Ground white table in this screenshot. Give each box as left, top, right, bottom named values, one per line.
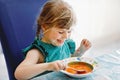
left=32, top=51, right=120, bottom=80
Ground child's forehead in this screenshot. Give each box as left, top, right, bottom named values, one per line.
left=52, top=27, right=73, bottom=31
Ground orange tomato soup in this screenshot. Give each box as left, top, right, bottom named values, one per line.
left=65, top=62, right=93, bottom=74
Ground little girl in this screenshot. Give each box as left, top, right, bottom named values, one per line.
left=14, top=0, right=91, bottom=79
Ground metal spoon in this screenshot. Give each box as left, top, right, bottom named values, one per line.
left=67, top=66, right=86, bottom=74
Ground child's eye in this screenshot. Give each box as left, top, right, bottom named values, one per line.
left=59, top=31, right=64, bottom=34
left=59, top=31, right=71, bottom=34
left=68, top=31, right=71, bottom=33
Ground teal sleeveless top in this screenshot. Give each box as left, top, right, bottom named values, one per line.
left=22, top=38, right=76, bottom=62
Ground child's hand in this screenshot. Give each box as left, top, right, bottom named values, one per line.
left=48, top=60, right=65, bottom=71
left=80, top=39, right=91, bottom=51
left=75, top=39, right=91, bottom=57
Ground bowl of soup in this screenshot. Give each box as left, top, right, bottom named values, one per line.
left=60, top=57, right=98, bottom=78
left=66, top=61, right=93, bottom=74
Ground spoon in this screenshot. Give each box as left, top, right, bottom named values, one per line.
left=66, top=66, right=86, bottom=74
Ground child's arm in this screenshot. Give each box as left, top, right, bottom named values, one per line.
left=72, top=39, right=91, bottom=57
left=14, top=49, right=65, bottom=80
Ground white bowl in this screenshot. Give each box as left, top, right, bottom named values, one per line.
left=60, top=57, right=98, bottom=78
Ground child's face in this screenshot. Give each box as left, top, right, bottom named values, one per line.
left=42, top=27, right=72, bottom=46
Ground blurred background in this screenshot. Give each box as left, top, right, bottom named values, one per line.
left=65, top=0, right=120, bottom=48
left=0, top=0, right=120, bottom=80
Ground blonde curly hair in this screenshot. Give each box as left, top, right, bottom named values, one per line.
left=36, top=0, right=76, bottom=37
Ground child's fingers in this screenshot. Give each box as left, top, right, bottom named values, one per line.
left=86, top=41, right=91, bottom=49
left=52, top=60, right=65, bottom=71
left=81, top=39, right=91, bottom=49
left=56, top=60, right=65, bottom=70
left=81, top=39, right=86, bottom=44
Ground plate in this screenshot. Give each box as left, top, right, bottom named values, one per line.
left=60, top=57, right=98, bottom=78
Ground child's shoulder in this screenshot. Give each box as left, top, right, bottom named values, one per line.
left=66, top=39, right=75, bottom=43
left=33, top=37, right=42, bottom=45
left=65, top=39, right=76, bottom=54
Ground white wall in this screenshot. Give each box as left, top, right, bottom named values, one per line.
left=65, top=0, right=120, bottom=48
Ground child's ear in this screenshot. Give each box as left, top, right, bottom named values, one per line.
left=41, top=24, right=48, bottom=31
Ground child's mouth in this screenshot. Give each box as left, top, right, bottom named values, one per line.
left=57, top=39, right=64, bottom=44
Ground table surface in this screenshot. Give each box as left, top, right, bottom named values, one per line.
left=32, top=50, right=120, bottom=80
